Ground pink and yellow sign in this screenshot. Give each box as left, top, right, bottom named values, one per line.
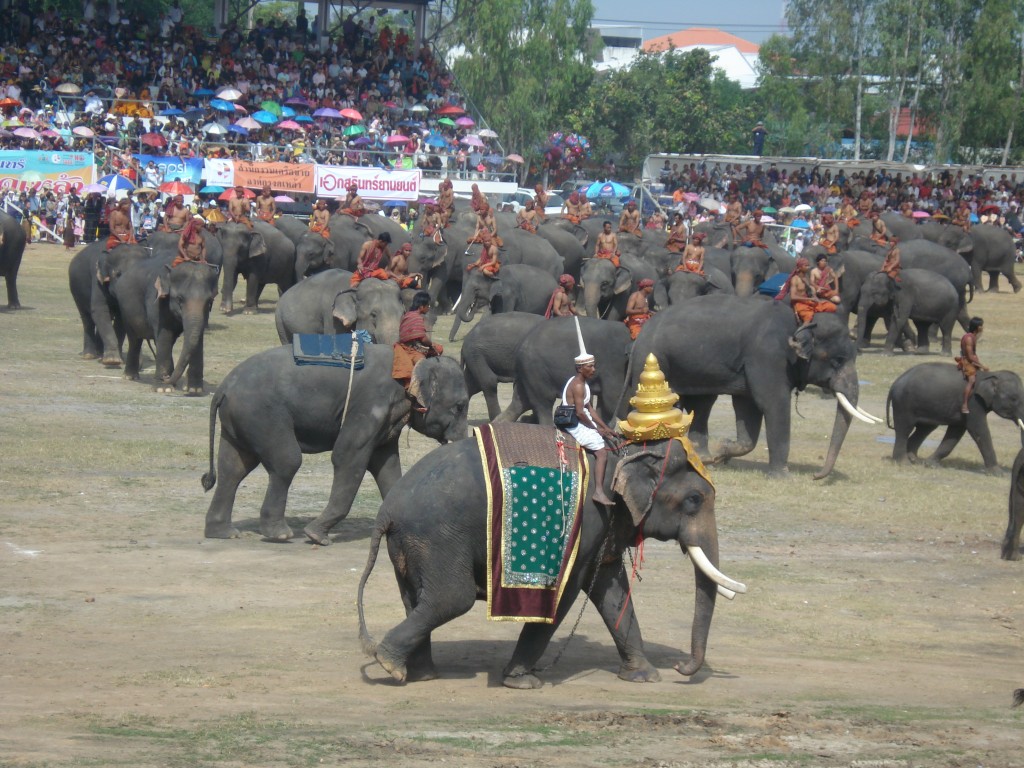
left=0, top=151, right=95, bottom=194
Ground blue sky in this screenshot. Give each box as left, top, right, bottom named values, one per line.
left=589, top=0, right=788, bottom=44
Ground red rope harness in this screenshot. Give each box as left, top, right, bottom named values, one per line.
left=615, top=441, right=673, bottom=629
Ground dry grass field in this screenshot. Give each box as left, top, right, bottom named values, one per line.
left=1, top=241, right=1022, bottom=767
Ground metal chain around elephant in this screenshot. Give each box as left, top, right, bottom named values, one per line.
left=531, top=529, right=614, bottom=674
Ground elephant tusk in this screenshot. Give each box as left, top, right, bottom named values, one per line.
left=717, top=586, right=736, bottom=600
left=451, top=292, right=463, bottom=313
left=836, top=392, right=877, bottom=425
left=1017, top=419, right=1024, bottom=432
left=687, top=546, right=746, bottom=594
left=855, top=405, right=884, bottom=424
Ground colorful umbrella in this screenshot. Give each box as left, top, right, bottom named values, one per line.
left=424, top=135, right=448, bottom=148
left=55, top=82, right=82, bottom=95
left=13, top=127, right=39, bottom=139
left=284, top=97, right=312, bottom=108
left=160, top=108, right=184, bottom=116
left=252, top=111, right=278, bottom=125
left=912, top=210, right=931, bottom=219
left=2, top=118, right=24, bottom=127
left=505, top=153, right=524, bottom=163
left=761, top=205, right=777, bottom=213
left=455, top=116, right=475, bottom=127
left=0, top=97, right=22, bottom=109
left=478, top=129, right=498, bottom=138
left=40, top=129, right=60, bottom=138
left=227, top=124, right=248, bottom=135
left=586, top=180, right=632, bottom=200
left=202, top=123, right=228, bottom=135
left=199, top=185, right=225, bottom=194
left=340, top=108, right=363, bottom=121
left=219, top=188, right=254, bottom=200
left=313, top=107, right=341, bottom=118
left=234, top=104, right=248, bottom=114
left=280, top=106, right=296, bottom=118
left=277, top=120, right=301, bottom=131
left=210, top=99, right=235, bottom=113
left=260, top=100, right=282, bottom=117
left=234, top=117, right=260, bottom=130
left=98, top=174, right=137, bottom=194
left=461, top=135, right=484, bottom=147
left=435, top=105, right=465, bottom=116
left=140, top=132, right=167, bottom=148
left=294, top=115, right=314, bottom=123
left=72, top=126, right=94, bottom=137
left=159, top=181, right=194, bottom=195
left=385, top=134, right=411, bottom=145
left=437, top=117, right=456, bottom=127
left=343, top=124, right=366, bottom=137
left=216, top=88, right=242, bottom=101
left=193, top=88, right=215, bottom=97
left=274, top=195, right=295, bottom=202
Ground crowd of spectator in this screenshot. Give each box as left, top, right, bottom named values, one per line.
left=0, top=0, right=511, bottom=178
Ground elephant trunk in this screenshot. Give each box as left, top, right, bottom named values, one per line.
left=815, top=362, right=859, bottom=480
left=294, top=255, right=311, bottom=283
left=582, top=282, right=603, bottom=318
left=676, top=536, right=718, bottom=676
left=166, top=304, right=205, bottom=386
left=457, top=294, right=479, bottom=323
left=374, top=313, right=401, bottom=347
left=734, top=271, right=754, bottom=297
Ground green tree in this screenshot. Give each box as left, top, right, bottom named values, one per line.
left=445, top=0, right=594, bottom=182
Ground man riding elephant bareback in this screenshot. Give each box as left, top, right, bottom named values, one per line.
left=624, top=278, right=655, bottom=340
left=676, top=232, right=705, bottom=275
left=869, top=210, right=890, bottom=247
left=561, top=191, right=590, bottom=225
left=516, top=199, right=540, bottom=234
left=387, top=242, right=422, bottom=289
left=468, top=202, right=503, bottom=248
left=809, top=253, right=840, bottom=303
left=392, top=290, right=443, bottom=388
left=255, top=185, right=276, bottom=225
left=739, top=208, right=770, bottom=250
left=618, top=200, right=642, bottom=238
left=533, top=184, right=549, bottom=222
left=666, top=212, right=688, bottom=253
left=350, top=232, right=392, bottom=287
left=341, top=184, right=366, bottom=219
left=227, top=187, right=253, bottom=229
left=545, top=274, right=577, bottom=318
left=466, top=231, right=501, bottom=277
left=172, top=217, right=207, bottom=267
left=956, top=316, right=989, bottom=414
left=775, top=257, right=838, bottom=354
left=437, top=178, right=455, bottom=228
left=420, top=203, right=444, bottom=243
left=818, top=212, right=840, bottom=254
left=163, top=194, right=191, bottom=232
left=309, top=199, right=331, bottom=238
left=105, top=197, right=136, bottom=250
left=880, top=237, right=902, bottom=283
left=594, top=220, right=621, bottom=268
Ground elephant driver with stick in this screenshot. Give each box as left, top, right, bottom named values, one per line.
left=560, top=344, right=619, bottom=506
left=391, top=291, right=442, bottom=389
left=776, top=257, right=836, bottom=355
left=466, top=230, right=501, bottom=277
left=956, top=316, right=988, bottom=414
left=350, top=232, right=393, bottom=287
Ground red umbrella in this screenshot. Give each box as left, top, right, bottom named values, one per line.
left=159, top=181, right=194, bottom=195
left=385, top=134, right=411, bottom=145
left=0, top=97, right=21, bottom=109
left=340, top=108, right=362, bottom=121
left=140, top=132, right=168, bottom=148
left=979, top=204, right=1001, bottom=215
left=219, top=188, right=255, bottom=200
left=435, top=104, right=465, bottom=116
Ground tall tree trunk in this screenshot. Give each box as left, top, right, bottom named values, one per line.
left=886, top=17, right=913, bottom=162
left=1002, top=41, right=1024, bottom=166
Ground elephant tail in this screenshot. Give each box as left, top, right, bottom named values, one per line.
left=200, top=390, right=225, bottom=491
left=966, top=280, right=975, bottom=305
left=357, top=520, right=388, bottom=657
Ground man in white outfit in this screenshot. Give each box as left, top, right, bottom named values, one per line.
left=561, top=348, right=617, bottom=506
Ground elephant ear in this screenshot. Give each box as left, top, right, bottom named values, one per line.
left=323, top=237, right=335, bottom=266
left=331, top=289, right=358, bottom=330
left=973, top=372, right=999, bottom=408
left=613, top=268, right=633, bottom=295
left=610, top=449, right=662, bottom=526
left=155, top=264, right=173, bottom=299
left=249, top=231, right=267, bottom=259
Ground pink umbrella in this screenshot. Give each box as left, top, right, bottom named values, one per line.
left=911, top=210, right=930, bottom=219
left=274, top=195, right=295, bottom=202
left=234, top=104, right=248, bottom=114
left=72, top=126, right=94, bottom=137
left=40, top=129, right=60, bottom=138
left=13, top=127, right=39, bottom=139
left=505, top=153, right=524, bottom=163
left=683, top=192, right=701, bottom=202
left=277, top=120, right=301, bottom=131
left=385, top=134, right=411, bottom=145
left=234, top=117, right=261, bottom=130
left=461, top=135, right=484, bottom=147
left=340, top=108, right=362, bottom=121
left=455, top=116, right=475, bottom=127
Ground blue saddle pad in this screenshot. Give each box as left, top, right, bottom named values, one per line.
left=757, top=272, right=788, bottom=297
left=292, top=331, right=372, bottom=369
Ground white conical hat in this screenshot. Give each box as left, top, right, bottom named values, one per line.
left=574, top=317, right=594, bottom=365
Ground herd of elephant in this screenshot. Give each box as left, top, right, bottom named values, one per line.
left=43, top=200, right=1024, bottom=686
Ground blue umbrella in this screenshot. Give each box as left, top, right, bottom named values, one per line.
left=485, top=153, right=503, bottom=165
left=383, top=200, right=407, bottom=208
left=228, top=124, right=249, bottom=135
left=200, top=185, right=225, bottom=194
left=424, top=134, right=447, bottom=148
left=182, top=109, right=205, bottom=121
left=98, top=174, right=136, bottom=195
left=280, top=106, right=296, bottom=118
left=193, top=88, right=214, bottom=97
left=790, top=218, right=810, bottom=229
left=294, top=115, right=314, bottom=123
left=585, top=180, right=630, bottom=200
left=210, top=99, right=236, bottom=113
left=252, top=110, right=278, bottom=125
left=160, top=108, right=184, bottom=116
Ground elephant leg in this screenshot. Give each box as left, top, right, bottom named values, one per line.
left=494, top=382, right=528, bottom=423
left=257, top=442, right=302, bottom=541
left=589, top=560, right=660, bottom=684
left=123, top=336, right=143, bottom=381
left=303, top=442, right=376, bottom=545
left=185, top=333, right=205, bottom=395
left=93, top=290, right=123, bottom=365
left=965, top=420, right=1000, bottom=473
left=368, top=441, right=402, bottom=499
left=758, top=392, right=792, bottom=476
left=1002, top=462, right=1024, bottom=560
left=986, top=270, right=1000, bottom=292
left=926, top=424, right=966, bottom=465
left=712, top=396, right=763, bottom=466
left=914, top=322, right=932, bottom=355
left=4, top=273, right=20, bottom=309
left=904, top=424, right=938, bottom=463
left=1008, top=267, right=1022, bottom=293
left=683, top=395, right=717, bottom=459
left=390, top=567, right=439, bottom=682
left=204, top=437, right=259, bottom=538
left=153, top=329, right=175, bottom=388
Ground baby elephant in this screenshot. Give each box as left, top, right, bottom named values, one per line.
left=887, top=362, right=1024, bottom=473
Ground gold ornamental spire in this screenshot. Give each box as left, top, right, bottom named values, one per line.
left=618, top=354, right=692, bottom=442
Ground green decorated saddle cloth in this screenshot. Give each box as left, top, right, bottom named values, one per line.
left=474, top=422, right=589, bottom=623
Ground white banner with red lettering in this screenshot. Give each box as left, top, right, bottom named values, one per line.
left=315, top=165, right=421, bottom=201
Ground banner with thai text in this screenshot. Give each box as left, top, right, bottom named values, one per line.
left=0, top=151, right=95, bottom=194
left=133, top=154, right=204, bottom=186
left=231, top=161, right=315, bottom=194
left=315, top=165, right=421, bottom=201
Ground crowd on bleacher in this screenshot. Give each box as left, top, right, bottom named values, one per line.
left=0, top=0, right=509, bottom=176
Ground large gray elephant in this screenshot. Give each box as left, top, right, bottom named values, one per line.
left=493, top=212, right=585, bottom=279
left=860, top=213, right=973, bottom=257
left=324, top=214, right=411, bottom=272
left=855, top=269, right=959, bottom=355
left=461, top=312, right=545, bottom=420
left=886, top=363, right=1024, bottom=473
left=450, top=264, right=557, bottom=341
left=579, top=254, right=658, bottom=320
left=653, top=267, right=734, bottom=308
left=500, top=316, right=633, bottom=425
left=357, top=422, right=746, bottom=687
left=274, top=270, right=406, bottom=345
left=1002, top=448, right=1024, bottom=560
left=202, top=346, right=468, bottom=544
left=0, top=210, right=26, bottom=309
left=631, top=296, right=879, bottom=478
left=215, top=220, right=296, bottom=314
left=96, top=247, right=220, bottom=392
left=268, top=214, right=336, bottom=282
left=965, top=224, right=1022, bottom=292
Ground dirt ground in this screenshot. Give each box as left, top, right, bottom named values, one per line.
left=1, top=242, right=1022, bottom=768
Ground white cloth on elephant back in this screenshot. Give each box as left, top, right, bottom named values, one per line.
left=561, top=377, right=603, bottom=451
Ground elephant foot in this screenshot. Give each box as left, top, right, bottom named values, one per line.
left=80, top=352, right=99, bottom=360
left=405, top=663, right=439, bottom=683
left=205, top=523, right=241, bottom=539
left=303, top=524, right=331, bottom=546
left=219, top=305, right=232, bottom=314
left=101, top=354, right=123, bottom=367
left=502, top=672, right=543, bottom=690
left=261, top=521, right=294, bottom=541
left=984, top=465, right=1008, bottom=478
left=617, top=660, right=661, bottom=683
left=1013, top=282, right=1022, bottom=294
left=374, top=647, right=407, bottom=683
left=6, top=303, right=21, bottom=310
left=675, top=656, right=705, bottom=676
left=123, top=371, right=140, bottom=381
left=185, top=386, right=205, bottom=396
left=242, top=307, right=258, bottom=315
left=765, top=466, right=790, bottom=479
left=155, top=381, right=177, bottom=394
